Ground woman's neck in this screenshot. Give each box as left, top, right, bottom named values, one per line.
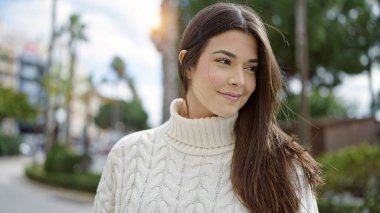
left=179, top=99, right=217, bottom=119
left=162, top=98, right=237, bottom=155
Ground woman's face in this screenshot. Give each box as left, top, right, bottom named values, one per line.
left=181, top=30, right=258, bottom=118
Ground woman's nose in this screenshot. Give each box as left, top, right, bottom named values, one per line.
left=228, top=68, right=245, bottom=86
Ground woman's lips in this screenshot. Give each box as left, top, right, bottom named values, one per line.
left=218, top=91, right=241, bottom=102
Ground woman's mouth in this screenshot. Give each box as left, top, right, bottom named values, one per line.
left=218, top=91, right=241, bottom=102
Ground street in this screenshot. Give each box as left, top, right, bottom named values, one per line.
left=0, top=156, right=94, bottom=213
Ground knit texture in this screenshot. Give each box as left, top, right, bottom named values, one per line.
left=94, top=99, right=318, bottom=213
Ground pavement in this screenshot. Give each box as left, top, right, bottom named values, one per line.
left=0, top=155, right=95, bottom=213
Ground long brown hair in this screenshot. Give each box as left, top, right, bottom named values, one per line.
left=178, top=3, right=322, bottom=213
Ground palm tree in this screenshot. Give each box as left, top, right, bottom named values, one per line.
left=295, top=0, right=311, bottom=146
left=61, top=13, right=88, bottom=145
left=44, top=0, right=58, bottom=153
left=151, top=0, right=179, bottom=123
left=111, top=56, right=140, bottom=102
left=79, top=75, right=94, bottom=156
left=110, top=56, right=142, bottom=131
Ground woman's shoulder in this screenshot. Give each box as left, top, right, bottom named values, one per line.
left=108, top=127, right=161, bottom=158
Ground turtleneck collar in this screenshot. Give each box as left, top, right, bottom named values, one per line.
left=161, top=99, right=238, bottom=155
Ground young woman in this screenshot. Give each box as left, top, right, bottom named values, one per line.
left=94, top=3, right=322, bottom=213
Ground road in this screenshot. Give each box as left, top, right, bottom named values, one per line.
left=0, top=156, right=94, bottom=213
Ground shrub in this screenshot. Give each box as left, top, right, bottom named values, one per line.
left=317, top=144, right=380, bottom=212
left=318, top=198, right=361, bottom=213
left=0, top=132, right=21, bottom=156
left=318, top=144, right=380, bottom=196
left=25, top=165, right=100, bottom=193
left=44, top=143, right=91, bottom=174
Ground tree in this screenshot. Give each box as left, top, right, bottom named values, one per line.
left=42, top=63, right=65, bottom=149
left=96, top=56, right=149, bottom=132
left=111, top=56, right=140, bottom=102
left=59, top=13, right=88, bottom=145
left=110, top=56, right=143, bottom=131
left=78, top=75, right=95, bottom=156
left=0, top=86, right=36, bottom=123
left=180, top=0, right=380, bottom=118
left=44, top=0, right=58, bottom=153
left=180, top=0, right=379, bottom=82
left=94, top=100, right=149, bottom=132
left=278, top=89, right=352, bottom=121
left=295, top=0, right=311, bottom=145
left=151, top=0, right=180, bottom=123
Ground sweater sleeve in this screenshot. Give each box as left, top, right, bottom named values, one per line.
left=293, top=162, right=319, bottom=213
left=93, top=146, right=121, bottom=213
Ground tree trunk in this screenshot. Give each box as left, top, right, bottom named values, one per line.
left=295, top=0, right=311, bottom=146
left=83, top=104, right=90, bottom=156
left=151, top=0, right=179, bottom=123
left=367, top=62, right=376, bottom=117
left=64, top=46, right=76, bottom=145
left=126, top=77, right=140, bottom=103
left=44, top=0, right=58, bottom=153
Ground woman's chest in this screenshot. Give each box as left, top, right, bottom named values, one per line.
left=115, top=145, right=247, bottom=213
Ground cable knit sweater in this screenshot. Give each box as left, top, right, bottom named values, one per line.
left=94, top=99, right=318, bottom=213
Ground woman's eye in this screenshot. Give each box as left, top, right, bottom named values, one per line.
left=246, top=66, right=257, bottom=73
left=216, top=58, right=231, bottom=65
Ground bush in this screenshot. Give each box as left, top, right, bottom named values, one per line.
left=44, top=143, right=91, bottom=174
left=318, top=144, right=380, bottom=212
left=25, top=165, right=100, bottom=193
left=0, top=132, right=21, bottom=156
left=318, top=198, right=361, bottom=213
left=318, top=144, right=380, bottom=196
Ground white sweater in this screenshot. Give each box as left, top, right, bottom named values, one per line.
left=94, top=99, right=318, bottom=213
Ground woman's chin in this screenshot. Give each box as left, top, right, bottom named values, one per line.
left=215, top=110, right=238, bottom=118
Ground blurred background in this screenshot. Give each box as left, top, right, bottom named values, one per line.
left=0, top=0, right=379, bottom=212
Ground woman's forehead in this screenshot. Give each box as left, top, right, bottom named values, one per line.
left=203, top=30, right=258, bottom=58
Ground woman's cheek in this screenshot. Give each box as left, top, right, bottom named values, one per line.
left=246, top=75, right=257, bottom=94
left=206, top=67, right=228, bottom=86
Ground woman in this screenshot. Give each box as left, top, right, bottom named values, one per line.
left=94, top=2, right=322, bottom=213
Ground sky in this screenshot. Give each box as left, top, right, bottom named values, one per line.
left=0, top=0, right=163, bottom=126
left=0, top=0, right=379, bottom=125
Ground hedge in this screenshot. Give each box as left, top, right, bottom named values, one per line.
left=0, top=132, right=21, bottom=156
left=317, top=144, right=380, bottom=212
left=44, top=143, right=91, bottom=174
left=25, top=165, right=101, bottom=193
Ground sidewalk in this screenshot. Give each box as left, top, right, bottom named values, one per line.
left=0, top=155, right=94, bottom=213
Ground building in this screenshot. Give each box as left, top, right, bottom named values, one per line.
left=17, top=54, right=47, bottom=133
left=0, top=21, right=48, bottom=138
left=0, top=47, right=18, bottom=89
left=282, top=118, right=380, bottom=156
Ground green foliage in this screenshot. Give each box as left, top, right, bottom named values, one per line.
left=59, top=13, right=88, bottom=45
left=0, top=131, right=22, bottom=156
left=94, top=102, right=113, bottom=129
left=278, top=89, right=351, bottom=121
left=318, top=145, right=380, bottom=196
left=44, top=143, right=91, bottom=174
left=180, top=0, right=380, bottom=87
left=111, top=56, right=126, bottom=78
left=110, top=55, right=140, bottom=102
left=121, top=100, right=149, bottom=130
left=25, top=165, right=100, bottom=193
left=317, top=145, right=380, bottom=211
left=41, top=64, right=64, bottom=98
left=318, top=199, right=361, bottom=213
left=94, top=100, right=149, bottom=131
left=0, top=86, right=36, bottom=122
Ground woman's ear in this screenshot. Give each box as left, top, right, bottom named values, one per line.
left=178, top=50, right=187, bottom=65
left=179, top=49, right=193, bottom=79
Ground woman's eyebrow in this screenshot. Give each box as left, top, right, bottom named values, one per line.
left=212, top=50, right=237, bottom=58
left=248, top=58, right=259, bottom=63
left=212, top=49, right=258, bottom=63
